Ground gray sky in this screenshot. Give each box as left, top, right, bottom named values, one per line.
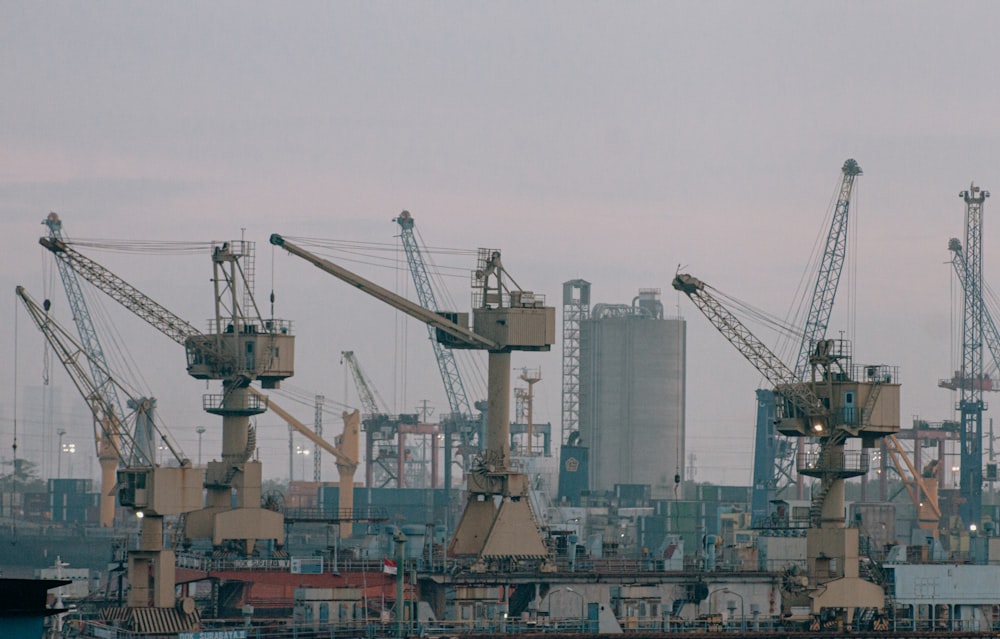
left=3, top=1, right=999, bottom=485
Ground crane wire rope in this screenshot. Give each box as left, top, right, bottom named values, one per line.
left=10, top=292, right=20, bottom=544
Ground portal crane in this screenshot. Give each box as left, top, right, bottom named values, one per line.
left=674, top=272, right=898, bottom=620
left=17, top=285, right=204, bottom=620
left=248, top=387, right=360, bottom=537
left=272, top=234, right=554, bottom=564
left=40, top=236, right=295, bottom=554
left=752, top=160, right=862, bottom=524
left=394, top=211, right=483, bottom=495
left=43, top=213, right=154, bottom=527
left=340, top=350, right=439, bottom=489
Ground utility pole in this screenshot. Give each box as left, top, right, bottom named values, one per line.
left=196, top=426, right=206, bottom=466
left=57, top=428, right=66, bottom=478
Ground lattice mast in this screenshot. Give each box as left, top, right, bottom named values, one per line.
left=561, top=279, right=591, bottom=443
left=957, top=184, right=989, bottom=526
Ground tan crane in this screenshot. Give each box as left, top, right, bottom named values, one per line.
left=17, top=285, right=204, bottom=629
left=40, top=236, right=295, bottom=555
left=248, top=387, right=361, bottom=537
left=674, top=272, right=900, bottom=625
left=271, top=234, right=555, bottom=567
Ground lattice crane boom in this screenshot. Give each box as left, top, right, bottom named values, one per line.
left=340, top=350, right=387, bottom=417
left=948, top=238, right=1000, bottom=383
left=40, top=237, right=202, bottom=345
left=794, top=159, right=862, bottom=379
left=42, top=214, right=139, bottom=459
left=16, top=286, right=185, bottom=466
left=394, top=211, right=474, bottom=419
left=673, top=273, right=830, bottom=432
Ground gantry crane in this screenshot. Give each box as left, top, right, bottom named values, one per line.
left=43, top=213, right=154, bottom=527
left=340, top=350, right=439, bottom=489
left=248, top=387, right=360, bottom=537
left=40, top=236, right=295, bottom=555
left=17, top=286, right=204, bottom=623
left=271, top=234, right=554, bottom=565
left=394, top=211, right=482, bottom=493
left=944, top=185, right=990, bottom=527
left=752, top=160, right=862, bottom=524
left=674, top=272, right=898, bottom=620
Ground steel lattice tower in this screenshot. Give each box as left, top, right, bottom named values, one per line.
left=959, top=184, right=989, bottom=526
left=561, top=280, right=591, bottom=443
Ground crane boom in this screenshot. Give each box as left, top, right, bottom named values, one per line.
left=42, top=213, right=143, bottom=462
left=270, top=234, right=498, bottom=350
left=15, top=286, right=186, bottom=466
left=673, top=273, right=829, bottom=432
left=394, top=211, right=474, bottom=418
left=948, top=238, right=1000, bottom=382
left=248, top=388, right=356, bottom=469
left=40, top=237, right=202, bottom=345
left=38, top=236, right=240, bottom=376
left=340, top=351, right=387, bottom=416
left=794, top=159, right=862, bottom=379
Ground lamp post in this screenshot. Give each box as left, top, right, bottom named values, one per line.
left=56, top=429, right=66, bottom=478
left=295, top=446, right=310, bottom=481
left=196, top=426, right=206, bottom=466
left=62, top=442, right=76, bottom=478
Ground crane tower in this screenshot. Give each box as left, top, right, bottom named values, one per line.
left=752, top=159, right=862, bottom=522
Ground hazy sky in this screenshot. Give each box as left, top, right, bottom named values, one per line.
left=3, top=1, right=1000, bottom=486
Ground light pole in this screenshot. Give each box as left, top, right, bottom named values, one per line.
left=62, top=442, right=76, bottom=478
left=196, top=427, right=206, bottom=466
left=56, top=429, right=66, bottom=478
left=295, top=446, right=310, bottom=481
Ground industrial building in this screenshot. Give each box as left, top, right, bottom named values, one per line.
left=576, top=288, right=686, bottom=500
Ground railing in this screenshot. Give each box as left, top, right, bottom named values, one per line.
left=798, top=449, right=869, bottom=474
left=80, top=615, right=803, bottom=638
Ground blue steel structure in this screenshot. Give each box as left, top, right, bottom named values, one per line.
left=751, top=160, right=862, bottom=525
left=394, top=211, right=481, bottom=493
left=955, top=186, right=989, bottom=526
left=43, top=213, right=155, bottom=467
left=946, top=238, right=1000, bottom=385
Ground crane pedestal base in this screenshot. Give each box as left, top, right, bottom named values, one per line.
left=448, top=471, right=547, bottom=560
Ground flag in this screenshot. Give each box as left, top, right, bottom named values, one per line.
left=382, top=558, right=397, bottom=575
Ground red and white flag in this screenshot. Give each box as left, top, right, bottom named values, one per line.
left=382, top=558, right=397, bottom=575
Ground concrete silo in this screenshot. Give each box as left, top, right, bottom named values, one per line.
left=579, top=289, right=685, bottom=500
